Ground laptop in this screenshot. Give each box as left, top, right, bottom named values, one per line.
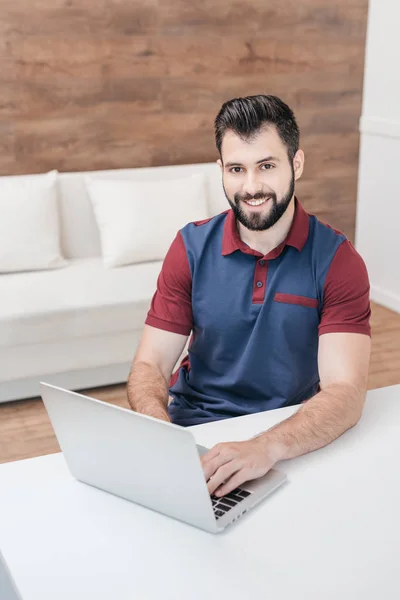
left=0, top=550, right=23, bottom=600
left=40, top=382, right=287, bottom=534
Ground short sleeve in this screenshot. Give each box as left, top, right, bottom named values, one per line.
left=145, top=232, right=193, bottom=336
left=319, top=240, right=371, bottom=337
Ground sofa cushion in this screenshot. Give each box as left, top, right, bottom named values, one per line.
left=85, top=173, right=209, bottom=268
left=0, top=170, right=66, bottom=273
left=0, top=258, right=162, bottom=347
left=57, top=163, right=227, bottom=260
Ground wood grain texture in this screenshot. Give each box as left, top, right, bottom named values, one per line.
left=1, top=302, right=399, bottom=465
left=0, top=0, right=377, bottom=464
left=0, top=0, right=368, bottom=240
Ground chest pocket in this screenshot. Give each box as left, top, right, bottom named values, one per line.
left=270, top=288, right=320, bottom=364
left=274, top=292, right=318, bottom=309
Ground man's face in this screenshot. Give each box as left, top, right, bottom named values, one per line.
left=218, top=126, right=303, bottom=231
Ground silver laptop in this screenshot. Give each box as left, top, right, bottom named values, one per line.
left=0, top=550, right=23, bottom=600
left=40, top=382, right=287, bottom=534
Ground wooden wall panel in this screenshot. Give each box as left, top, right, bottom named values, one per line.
left=0, top=0, right=368, bottom=239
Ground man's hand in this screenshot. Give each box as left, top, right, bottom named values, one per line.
left=200, top=437, right=284, bottom=497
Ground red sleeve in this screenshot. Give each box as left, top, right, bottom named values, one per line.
left=145, top=232, right=193, bottom=336
left=318, top=240, right=371, bottom=337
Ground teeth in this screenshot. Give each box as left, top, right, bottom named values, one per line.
left=245, top=198, right=266, bottom=206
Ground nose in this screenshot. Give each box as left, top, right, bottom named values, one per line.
left=242, top=172, right=262, bottom=197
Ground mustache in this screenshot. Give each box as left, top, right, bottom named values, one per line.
left=234, top=191, right=276, bottom=203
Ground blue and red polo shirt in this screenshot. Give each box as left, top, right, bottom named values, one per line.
left=145, top=198, right=371, bottom=427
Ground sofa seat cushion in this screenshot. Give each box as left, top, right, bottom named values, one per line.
left=0, top=258, right=162, bottom=347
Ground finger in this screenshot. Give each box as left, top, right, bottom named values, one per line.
left=202, top=453, right=232, bottom=482
left=207, top=461, right=240, bottom=496
left=200, top=443, right=223, bottom=467
left=214, top=469, right=249, bottom=497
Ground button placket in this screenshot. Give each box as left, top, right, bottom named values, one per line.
left=252, top=259, right=268, bottom=304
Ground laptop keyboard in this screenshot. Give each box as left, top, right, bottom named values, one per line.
left=211, top=487, right=252, bottom=520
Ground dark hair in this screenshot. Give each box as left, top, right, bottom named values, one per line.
left=214, top=94, right=299, bottom=161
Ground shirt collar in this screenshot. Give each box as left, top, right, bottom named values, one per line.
left=221, top=197, right=310, bottom=259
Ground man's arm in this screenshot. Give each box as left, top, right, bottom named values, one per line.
left=260, top=331, right=371, bottom=456
left=127, top=325, right=188, bottom=422
left=128, top=230, right=193, bottom=421
left=202, top=332, right=371, bottom=496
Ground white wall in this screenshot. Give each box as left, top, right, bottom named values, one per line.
left=356, top=0, right=400, bottom=313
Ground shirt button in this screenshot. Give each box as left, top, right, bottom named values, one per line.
left=256, top=281, right=263, bottom=288
left=259, top=260, right=266, bottom=266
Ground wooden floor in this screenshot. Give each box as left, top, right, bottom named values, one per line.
left=1, top=301, right=399, bottom=465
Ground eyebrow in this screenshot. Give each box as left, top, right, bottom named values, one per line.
left=224, top=156, right=280, bottom=168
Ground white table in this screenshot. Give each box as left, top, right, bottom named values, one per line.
left=0, top=385, right=399, bottom=600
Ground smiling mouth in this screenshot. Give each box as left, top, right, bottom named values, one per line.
left=243, top=197, right=270, bottom=207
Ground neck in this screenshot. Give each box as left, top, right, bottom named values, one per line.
left=237, top=197, right=296, bottom=256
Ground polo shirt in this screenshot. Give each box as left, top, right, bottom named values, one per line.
left=145, top=198, right=371, bottom=427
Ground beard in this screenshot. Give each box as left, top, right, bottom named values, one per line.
left=223, top=166, right=295, bottom=232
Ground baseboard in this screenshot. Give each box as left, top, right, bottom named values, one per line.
left=371, top=285, right=400, bottom=314
left=0, top=363, right=132, bottom=403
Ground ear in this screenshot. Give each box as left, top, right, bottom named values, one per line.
left=217, top=158, right=223, bottom=172
left=293, top=150, right=305, bottom=181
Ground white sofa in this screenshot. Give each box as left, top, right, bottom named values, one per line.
left=0, top=162, right=227, bottom=403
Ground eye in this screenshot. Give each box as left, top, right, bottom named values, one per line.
left=261, top=163, right=274, bottom=170
left=229, top=167, right=243, bottom=174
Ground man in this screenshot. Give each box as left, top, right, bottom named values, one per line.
left=127, top=95, right=371, bottom=498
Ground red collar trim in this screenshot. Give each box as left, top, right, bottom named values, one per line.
left=221, top=198, right=309, bottom=258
